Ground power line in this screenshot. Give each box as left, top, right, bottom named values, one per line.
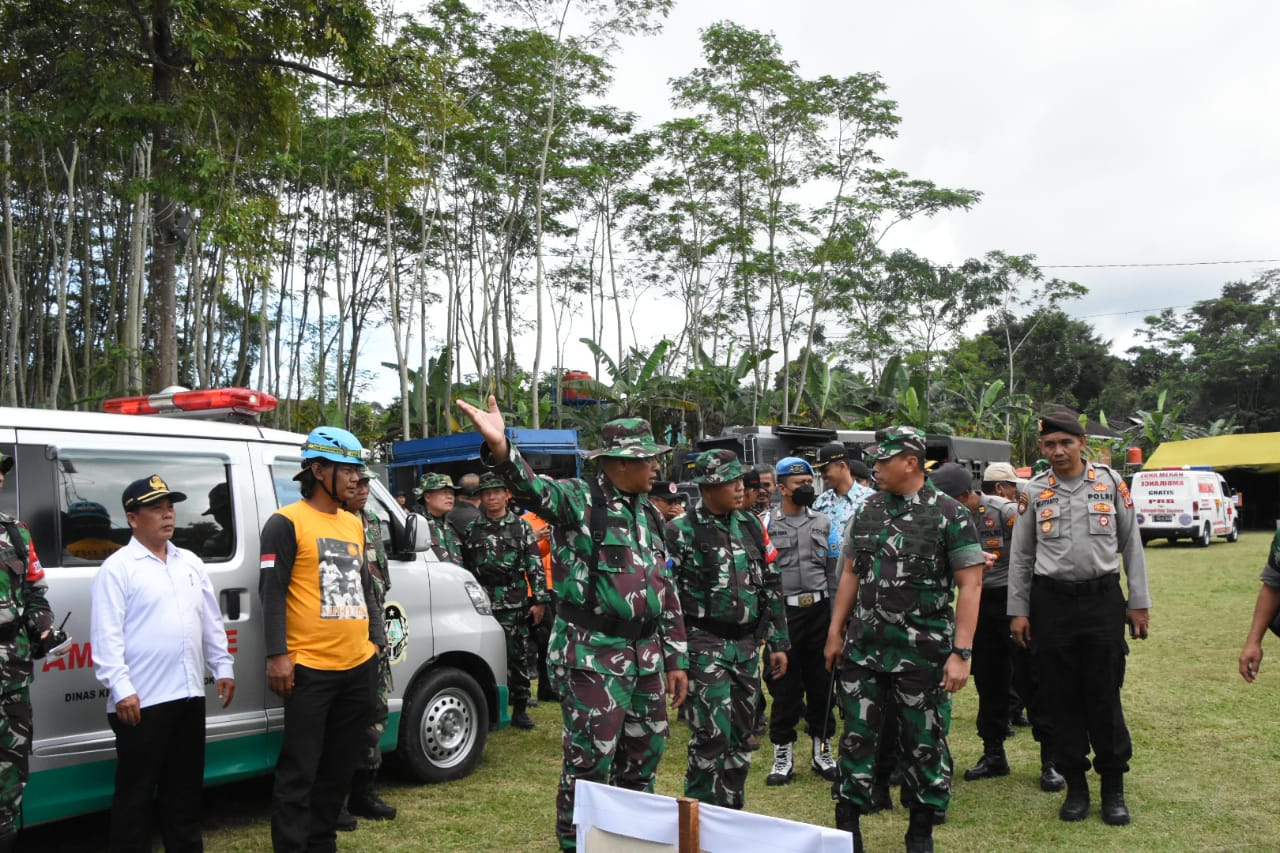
left=1041, top=258, right=1280, bottom=269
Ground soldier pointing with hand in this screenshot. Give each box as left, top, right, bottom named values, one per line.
left=456, top=396, right=687, bottom=853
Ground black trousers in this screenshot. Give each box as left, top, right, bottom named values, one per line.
left=272, top=656, right=377, bottom=853
left=1030, top=578, right=1132, bottom=777
left=107, top=696, right=206, bottom=853
left=766, top=600, right=836, bottom=743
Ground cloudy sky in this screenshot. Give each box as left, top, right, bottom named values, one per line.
left=383, top=1, right=1279, bottom=399
left=602, top=0, right=1280, bottom=351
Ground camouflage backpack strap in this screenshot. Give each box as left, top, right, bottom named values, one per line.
left=1, top=519, right=26, bottom=577
left=686, top=504, right=722, bottom=576
left=584, top=476, right=611, bottom=611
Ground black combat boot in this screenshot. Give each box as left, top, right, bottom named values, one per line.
left=963, top=742, right=1010, bottom=781
left=511, top=700, right=536, bottom=730
left=1100, top=774, right=1131, bottom=825
left=348, top=768, right=397, bottom=820
left=1059, top=773, right=1090, bottom=822
left=835, top=800, right=864, bottom=853
left=904, top=808, right=935, bottom=853
left=1039, top=743, right=1065, bottom=792
left=335, top=805, right=358, bottom=832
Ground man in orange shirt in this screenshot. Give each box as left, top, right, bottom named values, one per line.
left=259, top=427, right=385, bottom=852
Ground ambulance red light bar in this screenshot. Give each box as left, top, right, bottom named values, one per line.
left=103, top=387, right=278, bottom=419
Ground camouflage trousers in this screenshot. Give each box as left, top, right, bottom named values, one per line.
left=834, top=662, right=952, bottom=812
left=361, top=648, right=394, bottom=770
left=0, top=693, right=32, bottom=833
left=683, top=643, right=759, bottom=808
left=496, top=609, right=535, bottom=705
left=551, top=666, right=668, bottom=852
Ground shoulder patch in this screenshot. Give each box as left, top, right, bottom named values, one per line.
left=1117, top=480, right=1133, bottom=508
left=1017, top=493, right=1029, bottom=515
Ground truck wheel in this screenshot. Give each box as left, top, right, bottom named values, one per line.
left=1227, top=521, right=1240, bottom=543
left=1197, top=523, right=1212, bottom=548
left=399, top=667, right=488, bottom=783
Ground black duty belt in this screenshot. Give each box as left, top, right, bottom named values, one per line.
left=1032, top=573, right=1120, bottom=596
left=558, top=602, right=658, bottom=642
left=684, top=614, right=756, bottom=641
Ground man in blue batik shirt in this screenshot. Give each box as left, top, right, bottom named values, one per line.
left=813, top=443, right=874, bottom=581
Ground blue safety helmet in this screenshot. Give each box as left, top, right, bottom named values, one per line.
left=300, top=426, right=366, bottom=466
left=775, top=456, right=814, bottom=478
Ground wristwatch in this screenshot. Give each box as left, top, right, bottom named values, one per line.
left=951, top=647, right=973, bottom=661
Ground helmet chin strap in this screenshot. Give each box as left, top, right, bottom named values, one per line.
left=312, top=461, right=348, bottom=510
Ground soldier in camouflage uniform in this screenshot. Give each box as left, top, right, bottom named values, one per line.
left=345, top=465, right=397, bottom=822
left=0, top=454, right=55, bottom=852
left=824, top=428, right=984, bottom=853
left=415, top=472, right=464, bottom=564
left=666, top=449, right=789, bottom=808
left=463, top=471, right=549, bottom=730
left=456, top=396, right=687, bottom=853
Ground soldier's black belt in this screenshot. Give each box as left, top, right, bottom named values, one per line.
left=1032, top=573, right=1120, bottom=596
left=559, top=602, right=658, bottom=642
left=684, top=615, right=756, bottom=641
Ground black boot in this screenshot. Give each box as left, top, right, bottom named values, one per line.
left=1059, top=773, right=1090, bottom=822
left=905, top=808, right=935, bottom=853
left=348, top=768, right=397, bottom=820
left=1100, top=774, right=1131, bottom=825
left=1039, top=743, right=1065, bottom=792
left=335, top=806, right=358, bottom=832
left=835, top=800, right=864, bottom=853
left=963, top=742, right=1010, bottom=781
left=511, top=700, right=536, bottom=730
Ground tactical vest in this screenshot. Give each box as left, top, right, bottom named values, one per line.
left=464, top=516, right=524, bottom=586
left=683, top=505, right=765, bottom=577
left=849, top=497, right=949, bottom=598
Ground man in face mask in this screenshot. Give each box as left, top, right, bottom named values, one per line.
left=762, top=456, right=837, bottom=786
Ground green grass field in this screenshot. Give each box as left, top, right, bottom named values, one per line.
left=25, top=531, right=1279, bottom=851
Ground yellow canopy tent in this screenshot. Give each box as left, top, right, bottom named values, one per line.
left=1144, top=433, right=1280, bottom=475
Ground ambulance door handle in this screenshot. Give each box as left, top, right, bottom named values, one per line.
left=221, top=587, right=247, bottom=621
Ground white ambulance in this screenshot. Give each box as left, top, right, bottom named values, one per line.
left=0, top=388, right=508, bottom=826
left=1131, top=466, right=1239, bottom=546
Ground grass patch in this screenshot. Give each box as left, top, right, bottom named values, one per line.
left=24, top=532, right=1277, bottom=851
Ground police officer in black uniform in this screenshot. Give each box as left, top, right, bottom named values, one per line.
left=1007, top=408, right=1150, bottom=826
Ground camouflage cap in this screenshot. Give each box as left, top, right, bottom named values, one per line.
left=928, top=462, right=973, bottom=499
left=864, top=426, right=927, bottom=461
left=414, top=472, right=457, bottom=496
left=585, top=418, right=672, bottom=460
left=476, top=471, right=507, bottom=492
left=693, top=449, right=745, bottom=485
left=356, top=463, right=379, bottom=482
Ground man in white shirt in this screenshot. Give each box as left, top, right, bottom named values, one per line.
left=90, top=475, right=235, bottom=852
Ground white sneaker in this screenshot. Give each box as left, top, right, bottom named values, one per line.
left=812, top=737, right=838, bottom=781
left=766, top=742, right=794, bottom=786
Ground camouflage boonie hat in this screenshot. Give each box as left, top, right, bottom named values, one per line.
left=585, top=418, right=672, bottom=459
left=476, top=471, right=507, bottom=492
left=693, top=449, right=745, bottom=485
left=414, top=472, right=457, bottom=496
left=356, top=463, right=379, bottom=481
left=864, top=425, right=927, bottom=461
